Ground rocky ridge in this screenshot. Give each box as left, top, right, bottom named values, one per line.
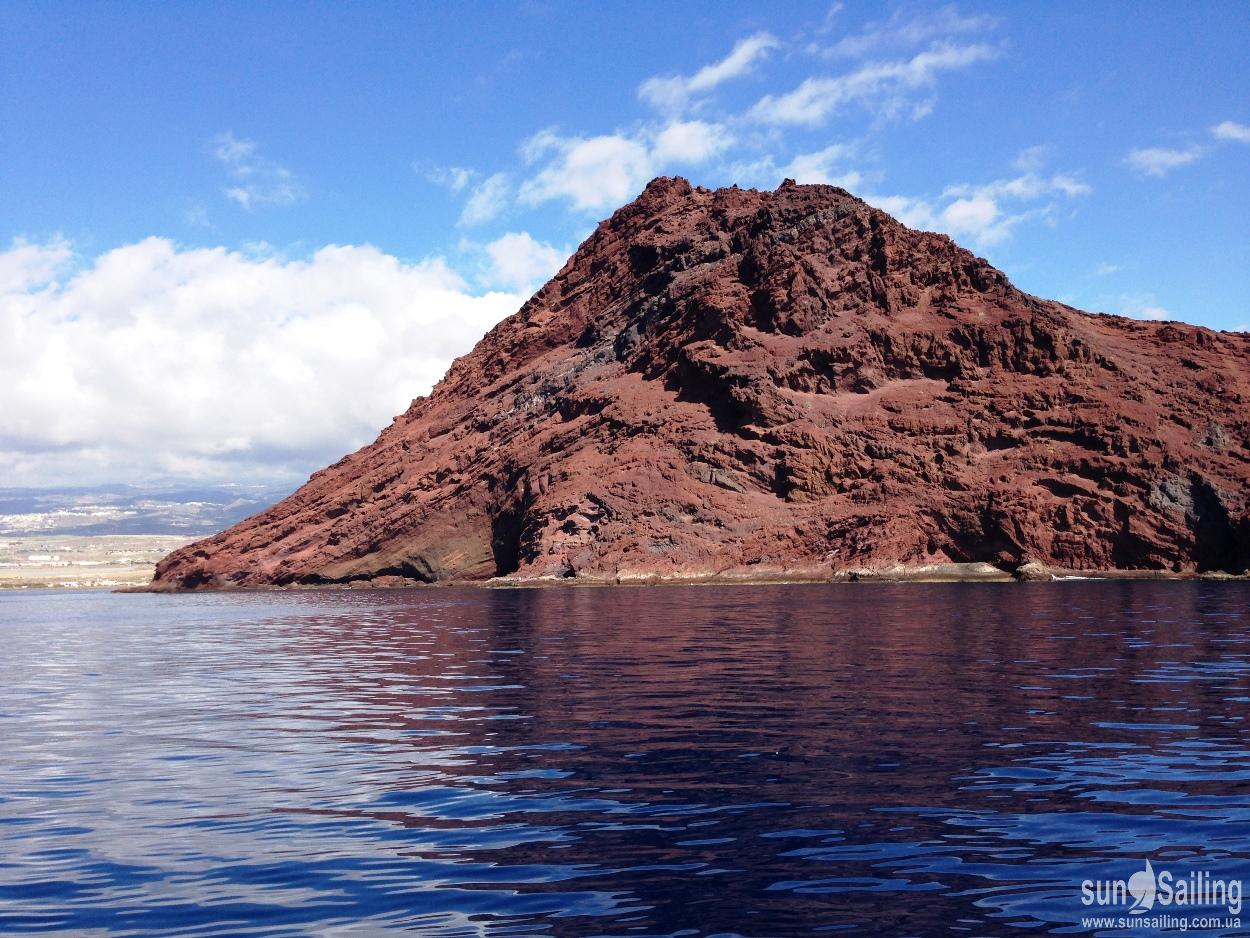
left=151, top=178, right=1250, bottom=589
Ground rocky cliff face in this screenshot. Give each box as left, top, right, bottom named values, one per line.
left=152, top=178, right=1250, bottom=589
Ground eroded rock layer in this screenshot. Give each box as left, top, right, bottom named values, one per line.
left=152, top=178, right=1250, bottom=588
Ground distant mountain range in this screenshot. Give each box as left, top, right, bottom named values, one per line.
left=0, top=483, right=288, bottom=537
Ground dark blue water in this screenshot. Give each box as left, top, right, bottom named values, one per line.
left=1, top=584, right=1248, bottom=936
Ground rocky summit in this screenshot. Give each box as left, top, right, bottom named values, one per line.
left=151, top=178, right=1250, bottom=589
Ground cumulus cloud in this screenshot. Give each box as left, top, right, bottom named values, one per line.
left=520, top=131, right=653, bottom=212
left=939, top=195, right=1004, bottom=242
left=1212, top=120, right=1250, bottom=143
left=749, top=41, right=1000, bottom=126
left=0, top=237, right=524, bottom=486
left=639, top=32, right=780, bottom=113
left=651, top=120, right=733, bottom=164
left=1125, top=144, right=1205, bottom=177
left=481, top=232, right=566, bottom=292
left=214, top=132, right=306, bottom=210
left=0, top=236, right=72, bottom=291
left=518, top=120, right=731, bottom=213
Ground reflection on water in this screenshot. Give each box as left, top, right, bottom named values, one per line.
left=0, top=583, right=1248, bottom=935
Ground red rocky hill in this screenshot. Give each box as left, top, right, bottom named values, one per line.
left=151, top=178, right=1250, bottom=589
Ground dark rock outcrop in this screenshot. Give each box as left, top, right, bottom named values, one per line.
left=151, top=178, right=1250, bottom=589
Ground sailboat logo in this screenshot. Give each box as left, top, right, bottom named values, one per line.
left=1127, top=860, right=1156, bottom=914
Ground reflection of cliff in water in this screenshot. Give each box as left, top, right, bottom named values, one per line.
left=270, top=583, right=1250, bottom=935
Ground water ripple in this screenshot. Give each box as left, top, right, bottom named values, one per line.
left=1, top=582, right=1248, bottom=935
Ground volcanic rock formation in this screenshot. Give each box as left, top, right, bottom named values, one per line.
left=152, top=178, right=1250, bottom=589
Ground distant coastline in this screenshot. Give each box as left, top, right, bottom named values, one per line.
left=0, top=535, right=191, bottom=590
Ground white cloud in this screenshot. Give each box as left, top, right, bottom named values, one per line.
left=1212, top=120, right=1250, bottom=143
left=520, top=131, right=653, bottom=212
left=0, top=237, right=525, bottom=486
left=1092, top=261, right=1120, bottom=276
left=940, top=194, right=1001, bottom=240
left=459, top=172, right=511, bottom=226
left=639, top=32, right=780, bottom=113
left=863, top=193, right=939, bottom=231
left=1123, top=119, right=1248, bottom=178
left=482, top=232, right=565, bottom=292
left=213, top=132, right=306, bottom=209
left=866, top=159, right=1091, bottom=248
left=820, top=5, right=997, bottom=59
left=934, top=168, right=1089, bottom=245
left=651, top=120, right=733, bottom=164
left=1125, top=144, right=1205, bottom=177
left=730, top=143, right=862, bottom=189
left=1116, top=293, right=1172, bottom=320
left=785, top=148, right=862, bottom=188
left=184, top=203, right=211, bottom=228
left=942, top=171, right=1091, bottom=202
left=424, top=166, right=513, bottom=226
left=749, top=41, right=1000, bottom=126
left=518, top=120, right=730, bottom=213
left=213, top=133, right=256, bottom=165
left=0, top=236, right=72, bottom=292
left=426, top=165, right=476, bottom=192
left=1012, top=145, right=1049, bottom=172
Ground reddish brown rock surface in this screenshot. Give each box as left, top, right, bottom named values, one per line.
left=151, top=178, right=1250, bottom=589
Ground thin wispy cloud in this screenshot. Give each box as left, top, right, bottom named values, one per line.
left=639, top=32, right=780, bottom=114
left=459, top=172, right=511, bottom=227
left=1125, top=144, right=1206, bottom=177
left=1116, top=293, right=1172, bottom=320
left=866, top=153, right=1092, bottom=248
left=727, top=142, right=861, bottom=190
left=213, top=132, right=306, bottom=210
left=425, top=165, right=476, bottom=193
left=5, top=2, right=1245, bottom=490
left=748, top=41, right=1001, bottom=126
left=437, top=7, right=1007, bottom=228
left=1124, top=119, right=1250, bottom=177
left=816, top=4, right=998, bottom=59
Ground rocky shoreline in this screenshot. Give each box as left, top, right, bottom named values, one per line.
left=130, top=562, right=1249, bottom=593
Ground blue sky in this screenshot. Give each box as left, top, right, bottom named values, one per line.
left=1, top=1, right=1247, bottom=487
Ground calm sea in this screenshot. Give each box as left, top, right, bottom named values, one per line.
left=1, top=583, right=1248, bottom=936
